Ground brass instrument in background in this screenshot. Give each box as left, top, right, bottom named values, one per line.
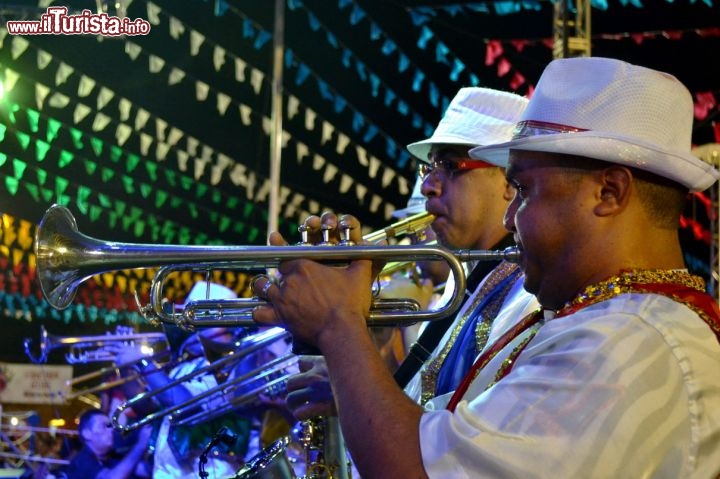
left=64, top=348, right=171, bottom=400
left=23, top=325, right=168, bottom=364
left=110, top=327, right=294, bottom=434
left=35, top=204, right=518, bottom=330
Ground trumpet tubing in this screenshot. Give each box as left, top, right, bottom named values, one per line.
left=35, top=204, right=518, bottom=329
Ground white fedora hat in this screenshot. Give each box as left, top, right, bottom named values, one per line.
left=407, top=87, right=528, bottom=163
left=469, top=57, right=720, bottom=192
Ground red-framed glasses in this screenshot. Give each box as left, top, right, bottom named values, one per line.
left=417, top=158, right=493, bottom=181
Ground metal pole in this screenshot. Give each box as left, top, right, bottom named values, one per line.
left=268, top=0, right=285, bottom=238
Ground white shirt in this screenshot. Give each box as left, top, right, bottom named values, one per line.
left=419, top=293, right=720, bottom=478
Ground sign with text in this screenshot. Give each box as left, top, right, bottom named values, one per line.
left=0, top=363, right=72, bottom=405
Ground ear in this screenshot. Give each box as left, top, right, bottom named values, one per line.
left=594, top=166, right=632, bottom=217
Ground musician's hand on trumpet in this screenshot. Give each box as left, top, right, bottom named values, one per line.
left=252, top=212, right=382, bottom=349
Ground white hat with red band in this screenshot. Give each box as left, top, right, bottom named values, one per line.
left=469, top=57, right=720, bottom=192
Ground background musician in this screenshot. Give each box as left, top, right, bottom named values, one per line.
left=111, top=282, right=247, bottom=479
left=62, top=409, right=151, bottom=479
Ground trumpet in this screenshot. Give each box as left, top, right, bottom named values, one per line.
left=35, top=204, right=519, bottom=328
left=23, top=324, right=169, bottom=364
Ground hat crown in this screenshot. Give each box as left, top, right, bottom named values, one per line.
left=519, top=57, right=693, bottom=153
left=407, top=87, right=528, bottom=162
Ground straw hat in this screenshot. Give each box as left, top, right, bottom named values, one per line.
left=469, top=57, right=720, bottom=192
left=407, top=87, right=528, bottom=163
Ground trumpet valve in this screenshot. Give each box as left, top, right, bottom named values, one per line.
left=297, top=224, right=311, bottom=246
left=319, top=224, right=333, bottom=246
left=338, top=222, right=355, bottom=246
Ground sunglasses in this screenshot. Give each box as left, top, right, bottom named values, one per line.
left=417, top=158, right=493, bottom=181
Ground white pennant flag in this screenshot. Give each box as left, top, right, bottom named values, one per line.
left=193, top=157, right=209, bottom=180
left=167, top=127, right=183, bottom=147
left=55, top=62, right=74, bottom=86
left=250, top=68, right=264, bottom=94
left=168, top=67, right=186, bottom=85
left=304, top=109, right=317, bottom=132
left=239, top=104, right=252, bottom=126
left=190, top=30, right=205, bottom=57
left=312, top=154, right=326, bottom=171
left=97, top=87, right=114, bottom=110
left=229, top=163, right=247, bottom=186
left=146, top=2, right=161, bottom=25
left=287, top=95, right=299, bottom=119
left=35, top=83, right=50, bottom=109
left=216, top=92, right=231, bottom=115
left=156, top=141, right=170, bottom=161
left=321, top=121, right=334, bottom=145
left=261, top=117, right=271, bottom=136
left=355, top=183, right=367, bottom=202
left=91, top=112, right=111, bottom=132
left=398, top=175, right=410, bottom=195
left=201, top=145, right=213, bottom=161
left=234, top=57, right=247, bottom=82
left=11, top=36, right=29, bottom=60
left=296, top=141, right=309, bottom=164
left=37, top=50, right=52, bottom=70
left=339, top=173, right=353, bottom=193
left=149, top=55, right=165, bottom=73
left=282, top=131, right=291, bottom=148
left=369, top=156, right=381, bottom=178
left=3, top=69, right=19, bottom=94
left=213, top=45, right=226, bottom=71
left=135, top=108, right=150, bottom=130
left=124, top=42, right=142, bottom=60
left=118, top=98, right=132, bottom=121
left=355, top=145, right=369, bottom=167
left=210, top=153, right=233, bottom=185
left=369, top=194, right=382, bottom=213
left=78, top=75, right=96, bottom=98
left=155, top=118, right=168, bottom=142
left=116, top=123, right=132, bottom=146
left=381, top=168, right=395, bottom=188
left=140, top=132, right=153, bottom=156
left=186, top=136, right=199, bottom=156
left=73, top=103, right=92, bottom=124
left=195, top=80, right=209, bottom=101
left=169, top=16, right=185, bottom=39
left=176, top=150, right=189, bottom=171
left=47, top=92, right=70, bottom=108
left=384, top=203, right=394, bottom=220
left=336, top=133, right=350, bottom=154
left=323, top=164, right=338, bottom=184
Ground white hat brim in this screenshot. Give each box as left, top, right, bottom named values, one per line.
left=470, top=131, right=720, bottom=192
left=407, top=135, right=476, bottom=164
